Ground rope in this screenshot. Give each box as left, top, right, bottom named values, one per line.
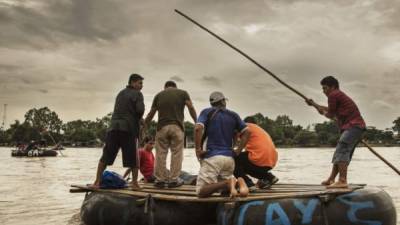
left=144, top=194, right=155, bottom=225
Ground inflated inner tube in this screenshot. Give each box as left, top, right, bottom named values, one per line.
left=80, top=188, right=396, bottom=225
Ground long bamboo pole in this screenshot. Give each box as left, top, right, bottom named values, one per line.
left=175, top=9, right=400, bottom=176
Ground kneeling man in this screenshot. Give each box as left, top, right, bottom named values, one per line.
left=195, top=91, right=250, bottom=198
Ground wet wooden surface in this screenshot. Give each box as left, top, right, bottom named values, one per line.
left=70, top=183, right=365, bottom=203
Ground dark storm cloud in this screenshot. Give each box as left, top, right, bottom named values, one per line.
left=170, top=76, right=184, bottom=82
left=0, top=0, right=137, bottom=49
left=372, top=0, right=400, bottom=32
left=38, top=89, right=48, bottom=94
left=201, top=76, right=221, bottom=86
left=0, top=0, right=399, bottom=129
left=0, top=64, right=22, bottom=73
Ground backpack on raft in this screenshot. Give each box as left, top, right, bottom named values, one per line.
left=100, top=171, right=127, bottom=189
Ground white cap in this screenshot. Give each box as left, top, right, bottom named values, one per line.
left=209, top=91, right=227, bottom=103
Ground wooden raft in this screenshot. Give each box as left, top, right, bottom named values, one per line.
left=70, top=183, right=365, bottom=203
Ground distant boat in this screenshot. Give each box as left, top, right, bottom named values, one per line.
left=11, top=148, right=58, bottom=157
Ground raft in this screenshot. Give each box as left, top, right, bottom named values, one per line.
left=11, top=149, right=58, bottom=157
left=70, top=183, right=397, bottom=225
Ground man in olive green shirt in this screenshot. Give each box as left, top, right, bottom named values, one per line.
left=145, top=80, right=197, bottom=188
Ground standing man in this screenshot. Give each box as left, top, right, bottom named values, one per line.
left=307, top=76, right=366, bottom=188
left=92, top=74, right=145, bottom=190
left=195, top=91, right=250, bottom=198
left=234, top=116, right=278, bottom=190
left=144, top=80, right=197, bottom=188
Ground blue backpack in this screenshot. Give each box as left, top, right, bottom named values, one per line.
left=100, top=171, right=127, bottom=189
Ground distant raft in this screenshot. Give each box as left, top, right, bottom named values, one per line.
left=11, top=149, right=58, bottom=157
left=70, top=183, right=397, bottom=225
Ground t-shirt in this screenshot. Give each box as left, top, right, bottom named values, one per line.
left=245, top=123, right=278, bottom=168
left=109, top=86, right=145, bottom=136
left=151, top=88, right=191, bottom=131
left=326, top=89, right=366, bottom=131
left=139, top=149, right=154, bottom=179
left=197, top=107, right=247, bottom=158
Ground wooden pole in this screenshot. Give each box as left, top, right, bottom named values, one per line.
left=361, top=140, right=400, bottom=175
left=175, top=9, right=400, bottom=176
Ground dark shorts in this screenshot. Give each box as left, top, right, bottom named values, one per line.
left=100, top=130, right=138, bottom=168
left=332, top=127, right=365, bottom=164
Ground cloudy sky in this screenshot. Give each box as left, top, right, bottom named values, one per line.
left=0, top=0, right=399, bottom=129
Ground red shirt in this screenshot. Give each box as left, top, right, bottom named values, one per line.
left=139, top=149, right=154, bottom=179
left=326, top=89, right=366, bottom=131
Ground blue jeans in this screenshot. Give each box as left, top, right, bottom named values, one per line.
left=332, top=127, right=364, bottom=164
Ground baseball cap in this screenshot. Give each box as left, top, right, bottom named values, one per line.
left=209, top=91, right=227, bottom=103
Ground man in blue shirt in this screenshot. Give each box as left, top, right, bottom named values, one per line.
left=194, top=91, right=250, bottom=198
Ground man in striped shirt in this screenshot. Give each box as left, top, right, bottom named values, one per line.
left=307, top=76, right=366, bottom=188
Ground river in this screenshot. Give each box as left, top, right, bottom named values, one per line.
left=0, top=146, right=398, bottom=225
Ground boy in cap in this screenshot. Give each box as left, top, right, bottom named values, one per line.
left=195, top=91, right=250, bottom=198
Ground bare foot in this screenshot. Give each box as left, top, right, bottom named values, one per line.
left=130, top=181, right=141, bottom=190
left=237, top=178, right=249, bottom=197
left=228, top=178, right=238, bottom=198
left=327, top=181, right=348, bottom=189
left=321, top=179, right=334, bottom=186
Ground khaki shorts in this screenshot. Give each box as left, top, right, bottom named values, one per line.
left=196, top=155, right=235, bottom=194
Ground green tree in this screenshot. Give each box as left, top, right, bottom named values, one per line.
left=314, top=121, right=339, bottom=145
left=184, top=121, right=194, bottom=140
left=62, top=120, right=97, bottom=143
left=364, top=126, right=380, bottom=143
left=393, top=117, right=400, bottom=135
left=378, top=129, right=394, bottom=144
left=94, top=113, right=112, bottom=142
left=143, top=121, right=157, bottom=138
left=24, top=107, right=63, bottom=143
left=294, top=129, right=318, bottom=146
left=0, top=128, right=9, bottom=144
left=7, top=120, right=41, bottom=143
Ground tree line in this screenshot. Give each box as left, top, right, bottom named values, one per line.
left=0, top=107, right=399, bottom=147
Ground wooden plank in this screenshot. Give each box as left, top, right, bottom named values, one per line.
left=137, top=184, right=364, bottom=193
left=70, top=184, right=355, bottom=203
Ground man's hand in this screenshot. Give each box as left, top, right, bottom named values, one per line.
left=195, top=148, right=206, bottom=160
left=305, top=98, right=315, bottom=106
left=233, top=147, right=242, bottom=156
left=317, top=106, right=326, bottom=115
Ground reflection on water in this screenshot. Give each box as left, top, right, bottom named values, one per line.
left=0, top=147, right=399, bottom=225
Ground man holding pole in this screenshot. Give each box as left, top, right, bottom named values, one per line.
left=306, top=76, right=366, bottom=188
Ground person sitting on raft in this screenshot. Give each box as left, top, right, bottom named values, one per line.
left=194, top=91, right=250, bottom=198
left=306, top=76, right=366, bottom=188
left=25, top=140, right=38, bottom=152
left=234, top=116, right=279, bottom=191
left=124, top=136, right=156, bottom=183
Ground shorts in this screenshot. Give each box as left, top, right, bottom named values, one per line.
left=196, top=155, right=234, bottom=194
left=332, top=127, right=364, bottom=164
left=100, top=130, right=138, bottom=168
